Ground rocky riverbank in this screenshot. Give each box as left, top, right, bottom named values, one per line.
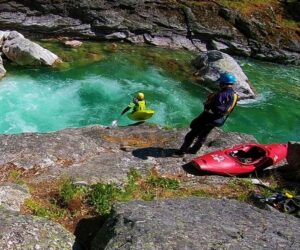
left=0, top=0, right=299, bottom=64
left=0, top=125, right=257, bottom=185
left=0, top=125, right=299, bottom=249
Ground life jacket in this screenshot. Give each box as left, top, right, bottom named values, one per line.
left=136, top=100, right=146, bottom=111
left=131, top=100, right=146, bottom=112
left=207, top=88, right=238, bottom=117
left=224, top=93, right=238, bottom=115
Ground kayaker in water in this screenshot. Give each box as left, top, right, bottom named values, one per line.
left=121, top=92, right=146, bottom=115
left=173, top=72, right=239, bottom=157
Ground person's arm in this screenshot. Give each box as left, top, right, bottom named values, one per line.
left=121, top=102, right=135, bottom=115
left=121, top=106, right=130, bottom=115
left=204, top=93, right=216, bottom=111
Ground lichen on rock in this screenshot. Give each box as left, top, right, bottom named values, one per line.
left=0, top=208, right=75, bottom=249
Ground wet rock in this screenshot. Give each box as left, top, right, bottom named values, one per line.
left=283, top=141, right=300, bottom=181
left=0, top=55, right=6, bottom=79
left=64, top=40, right=82, bottom=48
left=91, top=198, right=300, bottom=250
left=0, top=30, right=10, bottom=44
left=210, top=40, right=252, bottom=57
left=193, top=50, right=255, bottom=100
left=0, top=208, right=75, bottom=249
left=0, top=183, right=31, bottom=212
left=144, top=33, right=204, bottom=51
left=2, top=30, right=61, bottom=66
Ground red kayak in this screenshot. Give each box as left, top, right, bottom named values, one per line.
left=191, top=143, right=287, bottom=176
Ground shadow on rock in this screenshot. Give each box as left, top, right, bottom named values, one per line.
left=73, top=216, right=106, bottom=250
left=132, top=147, right=177, bottom=160
left=119, top=121, right=145, bottom=127
left=182, top=162, right=209, bottom=176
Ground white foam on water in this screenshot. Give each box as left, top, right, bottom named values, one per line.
left=237, top=91, right=274, bottom=107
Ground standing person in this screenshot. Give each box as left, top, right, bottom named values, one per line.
left=174, top=72, right=239, bottom=157
left=121, top=92, right=146, bottom=115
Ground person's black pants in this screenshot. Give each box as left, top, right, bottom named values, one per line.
left=179, top=112, right=218, bottom=153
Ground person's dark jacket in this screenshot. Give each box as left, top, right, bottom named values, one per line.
left=204, top=87, right=236, bottom=116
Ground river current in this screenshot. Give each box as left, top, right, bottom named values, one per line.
left=0, top=42, right=299, bottom=143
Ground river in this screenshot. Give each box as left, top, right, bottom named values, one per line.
left=0, top=42, right=299, bottom=143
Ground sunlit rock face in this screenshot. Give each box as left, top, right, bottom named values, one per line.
left=91, top=198, right=300, bottom=250
left=0, top=125, right=256, bottom=185
left=0, top=183, right=31, bottom=212
left=0, top=208, right=75, bottom=249
left=193, top=50, right=255, bottom=100
left=1, top=30, right=61, bottom=66
left=0, top=55, right=6, bottom=79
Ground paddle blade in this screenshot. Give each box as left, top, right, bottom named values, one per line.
left=112, top=120, right=118, bottom=127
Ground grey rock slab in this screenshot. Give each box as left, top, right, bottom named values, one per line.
left=0, top=183, right=31, bottom=212
left=0, top=124, right=256, bottom=187
left=91, top=198, right=300, bottom=250
left=2, top=30, right=61, bottom=66
left=0, top=208, right=74, bottom=249
left=193, top=50, right=255, bottom=100
left=0, top=125, right=105, bottom=170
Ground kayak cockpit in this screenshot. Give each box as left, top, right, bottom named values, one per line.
left=228, top=146, right=266, bottom=165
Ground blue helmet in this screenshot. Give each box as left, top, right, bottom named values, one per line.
left=219, top=72, right=237, bottom=85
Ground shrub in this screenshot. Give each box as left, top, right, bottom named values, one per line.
left=89, top=183, right=122, bottom=215
left=25, top=198, right=65, bottom=219
left=60, top=179, right=87, bottom=204
left=146, top=176, right=180, bottom=189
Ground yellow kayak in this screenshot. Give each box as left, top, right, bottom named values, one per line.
left=127, top=109, right=155, bottom=121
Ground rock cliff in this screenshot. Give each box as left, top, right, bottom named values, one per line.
left=0, top=0, right=299, bottom=64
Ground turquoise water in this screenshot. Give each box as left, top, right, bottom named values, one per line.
left=0, top=43, right=299, bottom=143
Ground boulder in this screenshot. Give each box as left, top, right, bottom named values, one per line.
left=2, top=30, right=61, bottom=66
left=64, top=40, right=83, bottom=48
left=192, top=50, right=255, bottom=100
left=0, top=55, right=6, bottom=79
left=0, top=183, right=31, bottom=212
left=91, top=198, right=300, bottom=249
left=284, top=141, right=300, bottom=181
left=0, top=208, right=74, bottom=249
left=0, top=30, right=10, bottom=45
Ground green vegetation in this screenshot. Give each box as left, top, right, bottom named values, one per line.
left=88, top=169, right=181, bottom=215
left=8, top=170, right=24, bottom=185
left=24, top=198, right=65, bottom=219
left=89, top=183, right=121, bottom=214
left=281, top=18, right=300, bottom=29
left=146, top=176, right=180, bottom=189
left=218, top=0, right=277, bottom=13
left=22, top=169, right=299, bottom=232
left=24, top=168, right=210, bottom=220
left=60, top=179, right=87, bottom=204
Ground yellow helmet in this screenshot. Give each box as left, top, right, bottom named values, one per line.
left=137, top=92, right=144, bottom=100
